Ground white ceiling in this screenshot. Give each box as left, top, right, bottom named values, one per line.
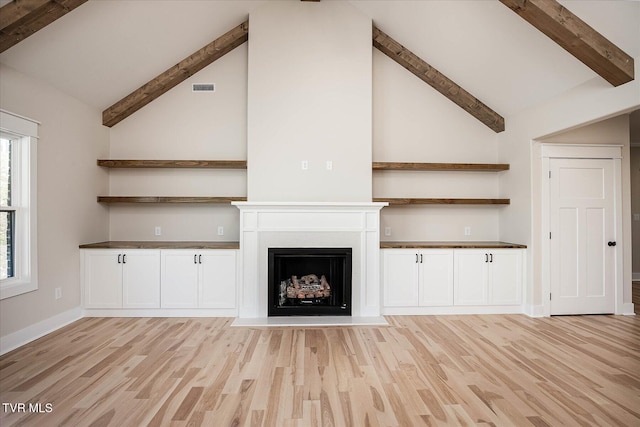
left=0, top=0, right=638, bottom=117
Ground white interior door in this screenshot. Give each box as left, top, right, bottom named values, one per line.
left=549, top=158, right=615, bottom=314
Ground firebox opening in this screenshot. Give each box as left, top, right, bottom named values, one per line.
left=268, top=248, right=352, bottom=316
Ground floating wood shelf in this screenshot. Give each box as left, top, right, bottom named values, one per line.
left=97, top=160, right=247, bottom=169
left=97, top=196, right=247, bottom=204
left=372, top=162, right=509, bottom=172
left=374, top=198, right=510, bottom=205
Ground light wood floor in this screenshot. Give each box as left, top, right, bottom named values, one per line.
left=1, top=315, right=639, bottom=426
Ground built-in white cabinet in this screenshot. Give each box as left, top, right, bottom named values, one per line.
left=382, top=249, right=454, bottom=307
left=161, top=250, right=236, bottom=309
left=453, top=249, right=523, bottom=306
left=82, top=247, right=237, bottom=312
left=382, top=247, right=524, bottom=312
left=83, top=249, right=160, bottom=308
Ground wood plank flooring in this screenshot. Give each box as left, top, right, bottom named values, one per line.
left=1, top=314, right=639, bottom=426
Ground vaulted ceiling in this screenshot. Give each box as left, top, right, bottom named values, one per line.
left=1, top=0, right=638, bottom=126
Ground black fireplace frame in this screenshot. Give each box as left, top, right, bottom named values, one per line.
left=268, top=247, right=352, bottom=316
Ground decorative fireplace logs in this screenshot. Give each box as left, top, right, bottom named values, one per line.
left=269, top=247, right=351, bottom=315
left=283, top=274, right=331, bottom=299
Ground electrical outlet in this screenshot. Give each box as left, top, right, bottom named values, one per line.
left=326, top=160, right=333, bottom=170
left=55, top=287, right=62, bottom=300
left=464, top=226, right=471, bottom=236
left=384, top=226, right=391, bottom=236
left=154, top=226, right=162, bottom=236
left=301, top=160, right=308, bottom=170
left=217, top=226, right=224, bottom=236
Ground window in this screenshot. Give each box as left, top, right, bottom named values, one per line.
left=1, top=137, right=15, bottom=280
left=0, top=110, right=38, bottom=299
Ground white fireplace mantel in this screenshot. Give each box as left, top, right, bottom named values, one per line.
left=232, top=202, right=387, bottom=318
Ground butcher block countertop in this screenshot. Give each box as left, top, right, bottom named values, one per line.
left=380, top=241, right=527, bottom=249
left=79, top=241, right=240, bottom=250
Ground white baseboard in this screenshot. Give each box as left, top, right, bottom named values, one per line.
left=523, top=304, right=546, bottom=317
left=82, top=308, right=238, bottom=317
left=633, top=272, right=640, bottom=281
left=0, top=307, right=83, bottom=356
left=621, top=303, right=636, bottom=315
left=381, top=305, right=525, bottom=316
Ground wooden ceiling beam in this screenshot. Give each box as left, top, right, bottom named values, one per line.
left=0, top=0, right=49, bottom=30
left=373, top=25, right=505, bottom=133
left=102, top=20, right=249, bottom=128
left=0, top=0, right=88, bottom=53
left=499, top=0, right=634, bottom=87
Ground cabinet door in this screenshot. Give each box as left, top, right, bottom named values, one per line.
left=454, top=250, right=488, bottom=306
left=382, top=250, right=419, bottom=307
left=489, top=250, right=523, bottom=305
left=161, top=250, right=198, bottom=308
left=419, top=250, right=454, bottom=306
left=83, top=250, right=122, bottom=308
left=122, top=250, right=161, bottom=308
left=199, top=250, right=236, bottom=308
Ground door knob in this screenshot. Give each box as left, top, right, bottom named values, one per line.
left=607, top=241, right=616, bottom=247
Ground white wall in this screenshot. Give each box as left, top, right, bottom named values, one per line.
left=372, top=49, right=501, bottom=241
left=247, top=1, right=372, bottom=202
left=498, top=65, right=640, bottom=315
left=106, top=0, right=507, bottom=243
left=0, top=64, right=109, bottom=340
left=108, top=45, right=248, bottom=242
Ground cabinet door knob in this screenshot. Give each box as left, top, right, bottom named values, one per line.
left=118, top=254, right=121, bottom=264
left=607, top=241, right=616, bottom=247
left=416, top=254, right=419, bottom=263
left=420, top=254, right=423, bottom=263
left=199, top=254, right=202, bottom=264
left=194, top=254, right=198, bottom=264
left=490, top=253, right=493, bottom=263
left=122, top=254, right=126, bottom=264
left=485, top=254, right=488, bottom=263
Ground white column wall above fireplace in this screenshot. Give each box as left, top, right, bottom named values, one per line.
left=247, top=1, right=373, bottom=202
left=233, top=202, right=386, bottom=318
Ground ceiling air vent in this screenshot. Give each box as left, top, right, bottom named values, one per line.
left=192, top=83, right=215, bottom=92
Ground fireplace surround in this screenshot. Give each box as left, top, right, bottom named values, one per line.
left=233, top=202, right=387, bottom=319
